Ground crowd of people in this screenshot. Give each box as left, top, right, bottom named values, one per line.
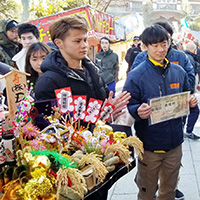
left=0, top=16, right=200, bottom=200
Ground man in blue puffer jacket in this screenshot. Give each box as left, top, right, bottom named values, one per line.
left=123, top=24, right=197, bottom=200
left=130, top=21, right=196, bottom=200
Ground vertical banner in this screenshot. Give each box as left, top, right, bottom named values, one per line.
left=73, top=96, right=87, bottom=121
left=3, top=69, right=29, bottom=120
left=98, top=102, right=115, bottom=122
left=55, top=87, right=74, bottom=114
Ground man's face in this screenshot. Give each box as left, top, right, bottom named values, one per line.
left=6, top=27, right=19, bottom=42
left=100, top=39, right=110, bottom=52
left=55, top=29, right=88, bottom=61
left=20, top=32, right=39, bottom=50
left=146, top=40, right=169, bottom=63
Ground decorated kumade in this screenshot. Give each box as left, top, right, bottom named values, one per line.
left=73, top=96, right=87, bottom=121
left=84, top=98, right=103, bottom=124
left=55, top=87, right=74, bottom=114
left=99, top=102, right=115, bottom=122
left=0, top=85, right=145, bottom=199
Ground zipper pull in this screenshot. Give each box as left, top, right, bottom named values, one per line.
left=159, top=86, right=162, bottom=97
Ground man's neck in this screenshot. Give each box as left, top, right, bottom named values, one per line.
left=60, top=51, right=83, bottom=70
left=103, top=49, right=109, bottom=52
left=68, top=60, right=83, bottom=70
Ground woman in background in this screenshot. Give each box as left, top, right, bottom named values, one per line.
left=25, top=42, right=51, bottom=93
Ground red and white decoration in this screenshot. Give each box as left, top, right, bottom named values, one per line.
left=84, top=99, right=103, bottom=124
left=55, top=87, right=74, bottom=114
left=54, top=87, right=115, bottom=124
left=73, top=96, right=87, bottom=121
left=99, top=102, right=115, bottom=122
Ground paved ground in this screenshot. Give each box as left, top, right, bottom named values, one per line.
left=107, top=81, right=200, bottom=200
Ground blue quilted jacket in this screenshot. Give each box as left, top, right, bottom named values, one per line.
left=131, top=47, right=195, bottom=92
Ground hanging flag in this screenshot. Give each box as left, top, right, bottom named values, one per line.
left=181, top=18, right=189, bottom=29
left=84, top=98, right=103, bottom=124
left=98, top=102, right=115, bottom=122
left=73, top=96, right=87, bottom=121
left=55, top=87, right=74, bottom=114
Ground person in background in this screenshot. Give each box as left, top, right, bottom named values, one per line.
left=0, top=19, right=22, bottom=67
left=193, top=38, right=200, bottom=56
left=95, top=37, right=119, bottom=97
left=12, top=23, right=40, bottom=72
left=184, top=42, right=200, bottom=139
left=176, top=41, right=184, bottom=51
left=123, top=24, right=197, bottom=200
left=127, top=37, right=142, bottom=74
left=25, top=42, right=51, bottom=93
left=35, top=17, right=130, bottom=126
left=125, top=36, right=140, bottom=74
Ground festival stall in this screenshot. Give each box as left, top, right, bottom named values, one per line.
left=29, top=5, right=126, bottom=60
left=0, top=70, right=142, bottom=200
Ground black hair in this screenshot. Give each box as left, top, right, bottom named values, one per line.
left=154, top=21, right=174, bottom=37
left=18, top=23, right=40, bottom=39
left=100, top=37, right=110, bottom=43
left=25, top=42, right=51, bottom=91
left=141, top=24, right=169, bottom=46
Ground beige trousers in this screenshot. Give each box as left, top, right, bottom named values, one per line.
left=135, top=145, right=182, bottom=200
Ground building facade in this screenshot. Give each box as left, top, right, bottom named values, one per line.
left=106, top=0, right=199, bottom=24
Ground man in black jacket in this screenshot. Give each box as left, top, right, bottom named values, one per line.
left=35, top=16, right=130, bottom=123
left=125, top=36, right=141, bottom=74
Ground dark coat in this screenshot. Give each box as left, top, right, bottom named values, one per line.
left=127, top=44, right=142, bottom=72
left=0, top=20, right=22, bottom=67
left=184, top=50, right=200, bottom=75
left=95, top=49, right=119, bottom=84
left=0, top=62, right=10, bottom=75
left=35, top=50, right=109, bottom=101
left=131, top=47, right=195, bottom=92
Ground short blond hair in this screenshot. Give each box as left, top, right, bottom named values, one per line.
left=49, top=16, right=88, bottom=42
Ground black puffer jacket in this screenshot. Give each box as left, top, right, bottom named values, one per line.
left=35, top=50, right=109, bottom=101
left=96, top=49, right=119, bottom=84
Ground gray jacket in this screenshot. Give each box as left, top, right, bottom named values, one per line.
left=96, top=49, right=119, bottom=84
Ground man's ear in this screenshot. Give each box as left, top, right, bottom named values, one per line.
left=54, top=38, right=62, bottom=49
left=141, top=43, right=148, bottom=51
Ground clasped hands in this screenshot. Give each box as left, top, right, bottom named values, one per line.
left=104, top=91, right=131, bottom=122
